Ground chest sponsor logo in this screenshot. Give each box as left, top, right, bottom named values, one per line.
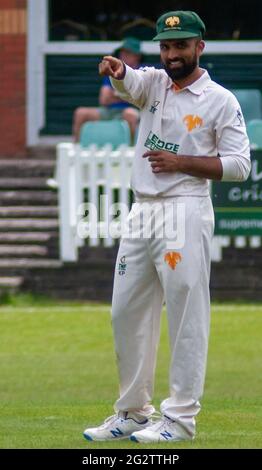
left=145, top=131, right=180, bottom=154
left=183, top=114, right=203, bottom=132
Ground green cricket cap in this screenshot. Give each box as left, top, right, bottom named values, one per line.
left=114, top=37, right=142, bottom=56
left=153, top=11, right=206, bottom=41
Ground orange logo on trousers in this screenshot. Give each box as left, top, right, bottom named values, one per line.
left=164, top=252, right=182, bottom=270
left=183, top=114, right=203, bottom=131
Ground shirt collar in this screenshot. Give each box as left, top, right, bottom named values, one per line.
left=167, top=69, right=211, bottom=95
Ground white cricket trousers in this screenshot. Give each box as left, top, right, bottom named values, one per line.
left=111, top=195, right=214, bottom=437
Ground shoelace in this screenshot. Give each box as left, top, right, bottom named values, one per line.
left=148, top=416, right=175, bottom=432
left=100, top=412, right=131, bottom=428
left=151, top=411, right=162, bottom=422
left=100, top=414, right=120, bottom=428
left=100, top=411, right=162, bottom=429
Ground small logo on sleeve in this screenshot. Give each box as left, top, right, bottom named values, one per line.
left=149, top=100, right=160, bottom=114
left=234, top=108, right=245, bottom=127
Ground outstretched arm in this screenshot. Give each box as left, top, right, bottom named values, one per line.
left=98, top=56, right=153, bottom=109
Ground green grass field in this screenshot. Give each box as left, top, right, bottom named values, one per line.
left=0, top=297, right=261, bottom=449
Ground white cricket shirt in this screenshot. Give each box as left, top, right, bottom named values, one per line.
left=111, top=65, right=251, bottom=198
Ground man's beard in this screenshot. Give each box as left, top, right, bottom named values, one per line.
left=162, top=55, right=198, bottom=81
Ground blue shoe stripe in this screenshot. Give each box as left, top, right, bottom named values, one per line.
left=110, top=427, right=124, bottom=438
left=83, top=433, right=93, bottom=441
left=130, top=435, right=139, bottom=442
left=160, top=431, right=173, bottom=440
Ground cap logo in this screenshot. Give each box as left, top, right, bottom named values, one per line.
left=165, top=16, right=180, bottom=28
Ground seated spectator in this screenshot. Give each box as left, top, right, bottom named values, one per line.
left=72, top=37, right=142, bottom=143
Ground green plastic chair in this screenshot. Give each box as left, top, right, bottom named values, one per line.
left=246, top=119, right=262, bottom=149
left=230, top=89, right=262, bottom=122
left=79, top=120, right=131, bottom=149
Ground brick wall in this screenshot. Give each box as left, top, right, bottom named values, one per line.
left=0, top=0, right=27, bottom=157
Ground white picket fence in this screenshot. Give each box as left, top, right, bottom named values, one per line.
left=57, top=143, right=134, bottom=261
left=57, top=143, right=260, bottom=262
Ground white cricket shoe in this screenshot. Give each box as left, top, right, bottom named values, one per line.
left=83, top=412, right=152, bottom=441
left=130, top=416, right=193, bottom=443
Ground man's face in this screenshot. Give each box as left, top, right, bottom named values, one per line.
left=160, top=38, right=204, bottom=81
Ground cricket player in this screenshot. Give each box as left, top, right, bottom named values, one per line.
left=83, top=10, right=251, bottom=443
